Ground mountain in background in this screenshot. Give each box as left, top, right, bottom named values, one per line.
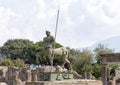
left=79, top=36, right=120, bottom=52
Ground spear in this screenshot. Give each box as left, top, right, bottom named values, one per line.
left=51, top=8, right=60, bottom=70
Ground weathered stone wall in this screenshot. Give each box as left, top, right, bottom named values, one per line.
left=0, top=66, right=99, bottom=85
left=113, top=70, right=120, bottom=85
left=25, top=79, right=103, bottom=85
left=0, top=66, right=31, bottom=85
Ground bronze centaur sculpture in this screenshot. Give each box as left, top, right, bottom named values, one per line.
left=42, top=31, right=71, bottom=70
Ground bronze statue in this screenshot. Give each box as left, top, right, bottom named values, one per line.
left=43, top=31, right=71, bottom=70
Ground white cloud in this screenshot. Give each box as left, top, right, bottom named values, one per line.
left=0, top=6, right=23, bottom=45
left=0, top=6, right=21, bottom=26
left=22, top=0, right=120, bottom=48
left=64, top=16, right=74, bottom=29
left=53, top=0, right=78, bottom=11
left=0, top=0, right=120, bottom=48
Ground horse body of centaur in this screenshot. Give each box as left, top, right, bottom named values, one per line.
left=43, top=47, right=72, bottom=70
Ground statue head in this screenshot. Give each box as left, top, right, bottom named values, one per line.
left=46, top=30, right=50, bottom=36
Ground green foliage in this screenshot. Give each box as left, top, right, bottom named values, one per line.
left=94, top=43, right=113, bottom=64
left=0, top=57, right=28, bottom=67
left=91, top=64, right=101, bottom=79
left=0, top=57, right=14, bottom=66
left=54, top=42, right=63, bottom=48
left=69, top=44, right=114, bottom=79
left=22, top=41, right=44, bottom=64
left=13, top=58, right=29, bottom=67
left=70, top=49, right=93, bottom=74
left=0, top=39, right=33, bottom=59
left=92, top=44, right=114, bottom=78
left=108, top=64, right=120, bottom=79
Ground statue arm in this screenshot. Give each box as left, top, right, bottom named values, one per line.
left=50, top=36, right=55, bottom=42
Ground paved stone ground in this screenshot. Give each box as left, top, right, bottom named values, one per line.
left=25, top=79, right=103, bottom=85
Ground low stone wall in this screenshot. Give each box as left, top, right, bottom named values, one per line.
left=0, top=66, right=98, bottom=85
left=0, top=66, right=30, bottom=85
left=25, top=79, right=103, bottom=85
left=0, top=82, right=8, bottom=85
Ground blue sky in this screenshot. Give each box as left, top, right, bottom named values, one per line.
left=0, top=0, right=120, bottom=48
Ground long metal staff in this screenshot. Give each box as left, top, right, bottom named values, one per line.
left=51, top=8, right=60, bottom=70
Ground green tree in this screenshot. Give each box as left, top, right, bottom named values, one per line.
left=13, top=58, right=28, bottom=67
left=0, top=57, right=14, bottom=66
left=0, top=56, right=28, bottom=67
left=92, top=44, right=114, bottom=78
left=70, top=49, right=93, bottom=74
left=22, top=41, right=46, bottom=64
left=91, top=64, right=101, bottom=79
left=0, top=39, right=33, bottom=59
left=94, top=43, right=114, bottom=64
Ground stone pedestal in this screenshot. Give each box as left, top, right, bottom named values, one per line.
left=41, top=72, right=73, bottom=81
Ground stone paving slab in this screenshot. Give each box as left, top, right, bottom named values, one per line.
left=25, top=79, right=103, bottom=85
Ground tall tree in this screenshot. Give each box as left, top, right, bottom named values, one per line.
left=0, top=39, right=33, bottom=59
left=92, top=44, right=114, bottom=78
left=70, top=49, right=93, bottom=74
left=22, top=41, right=44, bottom=64
left=94, top=43, right=114, bottom=64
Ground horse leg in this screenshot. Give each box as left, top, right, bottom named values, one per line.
left=45, top=48, right=52, bottom=65
left=48, top=55, right=52, bottom=65
left=64, top=58, right=72, bottom=71
left=61, top=57, right=69, bottom=68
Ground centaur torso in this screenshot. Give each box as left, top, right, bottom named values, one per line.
left=43, top=36, right=54, bottom=49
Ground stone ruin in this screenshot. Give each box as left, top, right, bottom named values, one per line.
left=0, top=65, right=96, bottom=85
left=113, top=70, right=120, bottom=85
left=0, top=66, right=30, bottom=85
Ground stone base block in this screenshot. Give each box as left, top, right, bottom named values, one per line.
left=41, top=72, right=73, bottom=81
left=25, top=79, right=103, bottom=85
